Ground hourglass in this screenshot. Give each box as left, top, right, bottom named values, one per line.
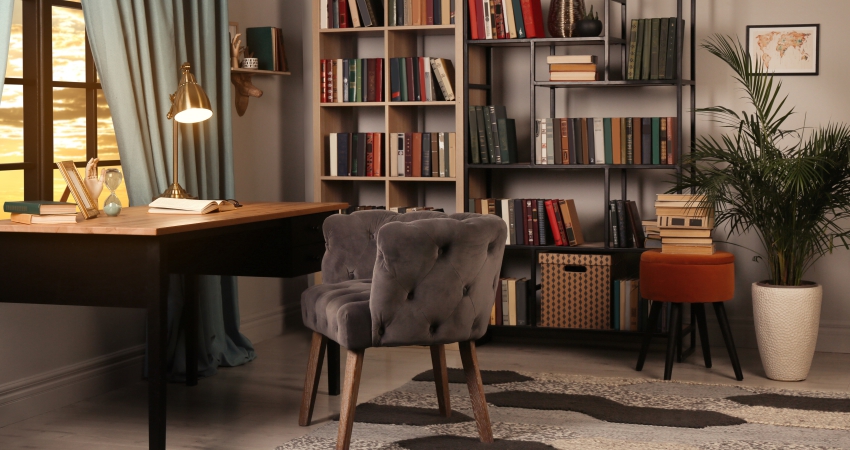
left=103, top=168, right=123, bottom=216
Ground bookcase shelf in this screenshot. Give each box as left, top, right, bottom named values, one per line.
left=463, top=0, right=697, bottom=337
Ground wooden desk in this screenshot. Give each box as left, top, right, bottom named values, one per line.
left=0, top=202, right=346, bottom=450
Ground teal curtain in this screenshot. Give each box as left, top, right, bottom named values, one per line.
left=81, top=0, right=255, bottom=380
left=0, top=0, right=13, bottom=100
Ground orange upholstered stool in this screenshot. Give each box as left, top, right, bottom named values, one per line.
left=636, top=249, right=743, bottom=381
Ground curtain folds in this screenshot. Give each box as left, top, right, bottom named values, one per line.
left=81, top=0, right=255, bottom=380
left=0, top=0, right=14, bottom=99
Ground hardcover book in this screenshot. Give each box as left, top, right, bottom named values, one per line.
left=3, top=200, right=77, bottom=215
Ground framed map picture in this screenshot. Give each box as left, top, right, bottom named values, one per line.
left=747, top=24, right=819, bottom=75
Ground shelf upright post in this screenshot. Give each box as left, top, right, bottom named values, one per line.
left=603, top=0, right=609, bottom=81
left=462, top=0, right=469, bottom=210
left=620, top=0, right=627, bottom=80
left=549, top=45, right=556, bottom=119
left=689, top=0, right=696, bottom=193
left=604, top=168, right=611, bottom=248
left=530, top=41, right=537, bottom=167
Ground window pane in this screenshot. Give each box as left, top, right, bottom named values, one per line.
left=96, top=90, right=119, bottom=161
left=0, top=170, right=24, bottom=220
left=53, top=87, right=86, bottom=162
left=53, top=165, right=129, bottom=210
left=5, top=0, right=22, bottom=79
left=52, top=6, right=86, bottom=82
left=0, top=85, right=24, bottom=164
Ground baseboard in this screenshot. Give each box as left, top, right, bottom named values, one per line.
left=0, top=344, right=145, bottom=428
left=704, top=317, right=850, bottom=354
left=239, top=306, right=286, bottom=344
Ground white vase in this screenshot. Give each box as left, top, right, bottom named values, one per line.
left=751, top=281, right=822, bottom=381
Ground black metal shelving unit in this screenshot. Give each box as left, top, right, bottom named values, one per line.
left=462, top=0, right=698, bottom=347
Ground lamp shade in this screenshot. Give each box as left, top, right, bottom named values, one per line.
left=171, top=62, right=212, bottom=123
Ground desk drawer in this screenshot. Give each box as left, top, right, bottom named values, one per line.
left=289, top=213, right=331, bottom=245
left=286, top=242, right=326, bottom=276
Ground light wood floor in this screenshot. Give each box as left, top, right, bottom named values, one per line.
left=1, top=329, right=848, bottom=449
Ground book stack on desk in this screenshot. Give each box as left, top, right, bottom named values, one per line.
left=3, top=201, right=79, bottom=224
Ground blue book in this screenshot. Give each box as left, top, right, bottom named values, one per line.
left=651, top=117, right=661, bottom=164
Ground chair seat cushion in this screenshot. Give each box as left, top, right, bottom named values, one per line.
left=640, top=249, right=735, bottom=303
left=301, top=280, right=373, bottom=350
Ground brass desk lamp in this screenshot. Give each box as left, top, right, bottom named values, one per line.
left=161, top=62, right=212, bottom=199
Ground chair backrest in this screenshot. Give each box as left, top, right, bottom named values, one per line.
left=321, top=210, right=457, bottom=283
left=369, top=214, right=506, bottom=347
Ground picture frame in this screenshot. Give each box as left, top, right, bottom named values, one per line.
left=56, top=161, right=99, bottom=219
left=746, top=24, right=819, bottom=75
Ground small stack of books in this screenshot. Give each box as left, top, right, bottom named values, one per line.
left=389, top=57, right=455, bottom=102
left=547, top=55, right=597, bottom=82
left=388, top=0, right=455, bottom=26
left=468, top=0, right=546, bottom=39
left=321, top=58, right=384, bottom=103
left=389, top=132, right=456, bottom=178
left=4, top=201, right=78, bottom=224
left=467, top=105, right=519, bottom=164
left=655, top=194, right=715, bottom=255
left=608, top=200, right=646, bottom=248
left=329, top=132, right=384, bottom=177
left=320, top=0, right=383, bottom=29
left=643, top=220, right=660, bottom=242
left=626, top=17, right=682, bottom=81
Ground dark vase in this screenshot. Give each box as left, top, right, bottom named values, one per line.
left=576, top=19, right=603, bottom=37
left=547, top=0, right=584, bottom=38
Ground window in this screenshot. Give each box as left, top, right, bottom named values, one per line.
left=1, top=0, right=128, bottom=219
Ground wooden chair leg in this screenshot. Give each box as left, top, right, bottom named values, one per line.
left=664, top=303, right=682, bottom=381
left=693, top=303, right=712, bottom=368
left=336, top=349, right=365, bottom=450
left=430, top=344, right=451, bottom=417
left=636, top=301, right=663, bottom=371
left=299, top=332, right=327, bottom=426
left=713, top=302, right=744, bottom=381
left=458, top=341, right=493, bottom=443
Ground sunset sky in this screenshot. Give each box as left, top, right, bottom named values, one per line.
left=1, top=0, right=128, bottom=219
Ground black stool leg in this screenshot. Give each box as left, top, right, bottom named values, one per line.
left=712, top=302, right=743, bottom=381
left=664, top=303, right=682, bottom=381
left=693, top=303, right=712, bottom=368
left=636, top=301, right=663, bottom=371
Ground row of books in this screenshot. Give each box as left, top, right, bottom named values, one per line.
left=656, top=194, right=716, bottom=255
left=388, top=0, right=456, bottom=26
left=468, top=0, right=545, bottom=40
left=467, top=105, right=518, bottom=164
left=471, top=198, right=585, bottom=247
left=389, top=132, right=457, bottom=178
left=608, top=200, right=646, bottom=248
left=320, top=58, right=384, bottom=103
left=329, top=133, right=384, bottom=177
left=320, top=0, right=383, bottom=29
left=547, top=55, right=597, bottom=82
left=490, top=277, right=530, bottom=326
left=534, top=117, right=678, bottom=166
left=626, top=17, right=682, bottom=81
left=390, top=57, right=456, bottom=102
left=3, top=201, right=78, bottom=224
left=243, top=27, right=289, bottom=72
left=611, top=282, right=669, bottom=333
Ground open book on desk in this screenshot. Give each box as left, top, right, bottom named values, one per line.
left=148, top=198, right=238, bottom=215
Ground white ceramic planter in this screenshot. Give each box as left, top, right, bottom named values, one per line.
left=751, top=281, right=822, bottom=381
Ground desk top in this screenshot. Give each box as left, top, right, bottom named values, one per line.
left=0, top=202, right=347, bottom=236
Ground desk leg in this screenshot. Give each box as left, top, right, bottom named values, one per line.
left=148, top=266, right=169, bottom=449
left=327, top=340, right=340, bottom=396
left=184, top=275, right=199, bottom=387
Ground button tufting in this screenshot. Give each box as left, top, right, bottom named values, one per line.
left=378, top=327, right=384, bottom=336
left=429, top=324, right=437, bottom=333
left=463, top=286, right=470, bottom=295
left=370, top=233, right=375, bottom=239
left=437, top=248, right=443, bottom=256
left=488, top=242, right=496, bottom=251
left=407, top=291, right=414, bottom=300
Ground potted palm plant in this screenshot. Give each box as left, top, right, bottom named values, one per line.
left=675, top=35, right=850, bottom=381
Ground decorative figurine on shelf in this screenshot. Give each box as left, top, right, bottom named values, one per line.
left=548, top=0, right=585, bottom=38
left=84, top=157, right=104, bottom=203
left=576, top=5, right=603, bottom=37
left=230, top=47, right=263, bottom=116
left=230, top=32, right=243, bottom=69
left=102, top=168, right=123, bottom=216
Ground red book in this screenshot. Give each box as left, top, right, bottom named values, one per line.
left=552, top=199, right=569, bottom=246
left=405, top=57, right=415, bottom=102
left=320, top=60, right=327, bottom=102
left=418, top=58, right=427, bottom=102
left=375, top=58, right=384, bottom=102
left=326, top=59, right=333, bottom=103
left=493, top=0, right=506, bottom=39
left=339, top=0, right=349, bottom=27
left=467, top=0, right=480, bottom=39
left=404, top=133, right=413, bottom=177
left=426, top=0, right=434, bottom=24
left=412, top=132, right=422, bottom=177
left=544, top=200, right=564, bottom=246
left=366, top=133, right=374, bottom=176
left=372, top=133, right=382, bottom=176
left=667, top=116, right=677, bottom=165
left=520, top=0, right=545, bottom=38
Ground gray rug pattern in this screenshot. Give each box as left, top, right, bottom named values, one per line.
left=277, top=371, right=850, bottom=449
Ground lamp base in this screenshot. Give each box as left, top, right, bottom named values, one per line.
left=159, top=183, right=196, bottom=199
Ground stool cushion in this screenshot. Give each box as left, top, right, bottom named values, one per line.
left=640, top=249, right=735, bottom=303
left=301, top=280, right=373, bottom=350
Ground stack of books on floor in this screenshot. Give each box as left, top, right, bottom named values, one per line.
left=489, top=277, right=530, bottom=326
left=626, top=17, right=682, bottom=80
left=468, top=0, right=545, bottom=39
left=329, top=132, right=384, bottom=176
left=608, top=200, right=646, bottom=248
left=320, top=0, right=383, bottom=29
left=4, top=201, right=78, bottom=224
left=467, top=105, right=519, bottom=164
left=470, top=198, right=585, bottom=247
left=320, top=58, right=385, bottom=103
left=547, top=55, right=597, bottom=81
left=389, top=132, right=456, bottom=178
left=390, top=57, right=455, bottom=102
left=388, top=0, right=455, bottom=26
left=655, top=194, right=715, bottom=255
left=389, top=206, right=443, bottom=213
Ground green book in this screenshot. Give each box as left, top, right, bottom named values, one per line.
left=634, top=19, right=645, bottom=80
left=399, top=58, right=408, bottom=101
left=245, top=27, right=276, bottom=71
left=3, top=200, right=77, bottom=215
left=658, top=18, right=669, bottom=80
left=475, top=107, right=490, bottom=163
left=468, top=106, right=481, bottom=164
left=603, top=118, right=613, bottom=164
left=627, top=19, right=639, bottom=80
left=649, top=18, right=661, bottom=80
left=666, top=18, right=679, bottom=80
left=651, top=117, right=660, bottom=164
left=498, top=118, right=518, bottom=164
left=349, top=59, right=357, bottom=102
left=641, top=18, right=651, bottom=80
left=482, top=106, right=497, bottom=163
left=512, top=0, right=526, bottom=38
left=389, top=0, right=396, bottom=26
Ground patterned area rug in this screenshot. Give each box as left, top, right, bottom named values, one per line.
left=277, top=369, right=850, bottom=449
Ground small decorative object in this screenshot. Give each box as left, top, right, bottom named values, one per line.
left=242, top=57, right=258, bottom=69
left=56, top=160, right=99, bottom=219
left=102, top=168, right=123, bottom=216
left=548, top=0, right=585, bottom=38
left=83, top=157, right=104, bottom=202
left=575, top=5, right=603, bottom=37
left=231, top=49, right=264, bottom=116
left=746, top=24, right=819, bottom=75
left=230, top=32, right=243, bottom=70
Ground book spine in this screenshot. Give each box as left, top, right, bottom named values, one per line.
left=421, top=133, right=431, bottom=177
left=544, top=200, right=563, bottom=246
left=396, top=133, right=405, bottom=176
left=374, top=133, right=382, bottom=176
left=552, top=199, right=569, bottom=246
left=584, top=118, right=594, bottom=164
left=609, top=201, right=619, bottom=247
left=412, top=132, right=422, bottom=177
left=668, top=116, right=677, bottom=165
left=404, top=132, right=413, bottom=176
left=426, top=0, right=434, bottom=24
left=511, top=0, right=525, bottom=38
left=367, top=58, right=376, bottom=102
left=340, top=0, right=349, bottom=27
left=603, top=118, right=612, bottom=164
left=412, top=57, right=421, bottom=101
left=431, top=133, right=439, bottom=176
left=497, top=118, right=510, bottom=165
left=482, top=0, right=493, bottom=39
left=515, top=279, right=527, bottom=326
left=390, top=58, right=400, bottom=101
left=539, top=119, right=547, bottom=164
left=619, top=117, right=626, bottom=166
left=666, top=18, right=678, bottom=80
left=559, top=118, right=569, bottom=165
left=627, top=19, right=639, bottom=79
left=641, top=18, right=651, bottom=80
left=651, top=117, right=660, bottom=164
left=405, top=57, right=415, bottom=101
left=375, top=58, right=383, bottom=102
left=467, top=0, right=480, bottom=39
left=649, top=18, right=660, bottom=80
left=625, top=117, right=633, bottom=164
left=610, top=118, right=620, bottom=164
left=320, top=60, right=327, bottom=102
left=545, top=118, right=555, bottom=165
left=329, top=133, right=338, bottom=176
left=594, top=118, right=605, bottom=165
left=476, top=107, right=490, bottom=163
left=534, top=119, right=541, bottom=164
left=3, top=202, right=42, bottom=214
left=503, top=0, right=515, bottom=38
left=468, top=106, right=481, bottom=164
left=507, top=199, right=516, bottom=245
left=642, top=117, right=652, bottom=164
left=365, top=133, right=374, bottom=176
left=438, top=132, right=447, bottom=177
left=660, top=117, right=668, bottom=164
left=616, top=200, right=630, bottom=247
left=489, top=106, right=501, bottom=163
left=525, top=199, right=534, bottom=245
left=634, top=19, right=645, bottom=79
left=513, top=199, right=524, bottom=245
left=536, top=199, right=547, bottom=246
left=493, top=0, right=506, bottom=39
left=658, top=17, right=669, bottom=79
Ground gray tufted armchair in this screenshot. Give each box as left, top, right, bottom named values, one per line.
left=298, top=210, right=507, bottom=450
